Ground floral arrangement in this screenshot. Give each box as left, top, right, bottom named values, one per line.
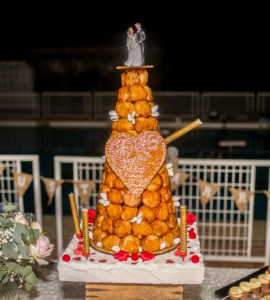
left=0, top=202, right=53, bottom=291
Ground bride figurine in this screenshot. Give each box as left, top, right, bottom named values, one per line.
left=124, top=27, right=142, bottom=67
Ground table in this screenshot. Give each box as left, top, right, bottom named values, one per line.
left=18, top=261, right=256, bottom=300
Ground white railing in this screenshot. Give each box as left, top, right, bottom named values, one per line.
left=153, top=91, right=200, bottom=120
left=42, top=92, right=92, bottom=120
left=257, top=92, right=270, bottom=116
left=0, top=155, right=42, bottom=225
left=201, top=92, right=255, bottom=120
left=0, top=92, right=40, bottom=119
left=54, top=156, right=270, bottom=264
left=0, top=91, right=266, bottom=122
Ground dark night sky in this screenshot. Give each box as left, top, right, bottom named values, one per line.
left=0, top=4, right=269, bottom=91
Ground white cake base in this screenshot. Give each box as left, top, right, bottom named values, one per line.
left=58, top=222, right=205, bottom=285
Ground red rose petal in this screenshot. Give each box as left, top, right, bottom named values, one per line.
left=190, top=255, right=200, bottom=264
left=73, top=257, right=81, bottom=261
left=174, top=250, right=181, bottom=257
left=114, top=251, right=129, bottom=261
left=90, top=259, right=95, bottom=262
left=73, top=249, right=83, bottom=256
left=141, top=251, right=155, bottom=262
left=186, top=213, right=196, bottom=225
left=91, top=253, right=96, bottom=255
left=189, top=231, right=196, bottom=239
left=99, top=259, right=107, bottom=263
left=166, top=259, right=175, bottom=264
left=131, top=262, right=138, bottom=265
left=62, top=254, right=70, bottom=262
left=77, top=244, right=84, bottom=251
left=131, top=253, right=140, bottom=261
left=78, top=241, right=83, bottom=245
left=88, top=209, right=96, bottom=224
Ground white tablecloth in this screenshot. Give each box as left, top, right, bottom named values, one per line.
left=18, top=261, right=256, bottom=300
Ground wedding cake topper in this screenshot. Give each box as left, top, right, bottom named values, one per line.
left=125, top=22, right=146, bottom=67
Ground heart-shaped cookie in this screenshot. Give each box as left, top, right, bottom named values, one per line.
left=105, top=131, right=166, bottom=199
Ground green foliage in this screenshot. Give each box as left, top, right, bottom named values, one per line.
left=18, top=243, right=30, bottom=260
left=25, top=281, right=33, bottom=291
left=29, top=227, right=39, bottom=244
left=2, top=242, right=19, bottom=260
left=25, top=271, right=37, bottom=286
left=21, top=266, right=32, bottom=277
left=2, top=202, right=16, bottom=212
left=6, top=262, right=24, bottom=274
left=13, top=224, right=28, bottom=244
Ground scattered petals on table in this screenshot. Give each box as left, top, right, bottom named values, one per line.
left=166, top=259, right=175, bottom=264
left=140, top=251, right=155, bottom=262
left=131, top=253, right=140, bottom=261
left=186, top=213, right=196, bottom=225
left=190, top=255, right=200, bottom=264
left=62, top=254, right=71, bottom=262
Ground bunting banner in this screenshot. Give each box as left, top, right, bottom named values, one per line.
left=263, top=190, right=270, bottom=201
left=11, top=170, right=33, bottom=198
left=197, top=179, right=220, bottom=207
left=229, top=188, right=254, bottom=214
left=170, top=170, right=189, bottom=191
left=0, top=165, right=5, bottom=175
left=73, top=180, right=95, bottom=206
left=40, top=176, right=64, bottom=206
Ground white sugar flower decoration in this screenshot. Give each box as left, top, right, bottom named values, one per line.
left=128, top=111, right=136, bottom=125
left=172, top=196, right=181, bottom=207
left=173, top=238, right=180, bottom=245
left=89, top=231, right=93, bottom=240
left=97, top=242, right=102, bottom=247
left=131, top=212, right=142, bottom=224
left=160, top=242, right=166, bottom=250
left=109, top=110, right=119, bottom=121
left=98, top=193, right=110, bottom=206
left=166, top=163, right=174, bottom=176
left=151, top=105, right=159, bottom=117
left=112, top=246, right=120, bottom=252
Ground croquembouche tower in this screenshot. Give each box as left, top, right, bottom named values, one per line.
left=91, top=66, right=187, bottom=255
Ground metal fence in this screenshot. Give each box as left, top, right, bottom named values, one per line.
left=1, top=91, right=270, bottom=121
left=0, top=92, right=40, bottom=119
left=201, top=92, right=255, bottom=120
left=42, top=92, right=92, bottom=120
left=0, top=155, right=42, bottom=225
left=54, top=156, right=270, bottom=264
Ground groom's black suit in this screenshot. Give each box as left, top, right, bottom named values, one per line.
left=136, top=28, right=146, bottom=65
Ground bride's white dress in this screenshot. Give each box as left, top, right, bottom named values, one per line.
left=125, top=34, right=142, bottom=67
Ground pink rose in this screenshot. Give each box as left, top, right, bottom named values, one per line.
left=30, top=236, right=54, bottom=265
left=31, top=221, right=43, bottom=234
left=14, top=214, right=27, bottom=225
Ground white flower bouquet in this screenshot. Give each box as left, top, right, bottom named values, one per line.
left=0, top=202, right=53, bottom=291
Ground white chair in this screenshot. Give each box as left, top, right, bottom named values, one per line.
left=0, top=155, right=42, bottom=225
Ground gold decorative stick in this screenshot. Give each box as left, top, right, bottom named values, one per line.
left=180, top=205, right=187, bottom=261
left=165, top=119, right=202, bottom=144
left=69, top=193, right=82, bottom=240
left=82, top=208, right=90, bottom=258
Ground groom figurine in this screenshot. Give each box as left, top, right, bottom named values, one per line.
left=135, top=22, right=146, bottom=65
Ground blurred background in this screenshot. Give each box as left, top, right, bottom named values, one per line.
left=0, top=6, right=269, bottom=262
